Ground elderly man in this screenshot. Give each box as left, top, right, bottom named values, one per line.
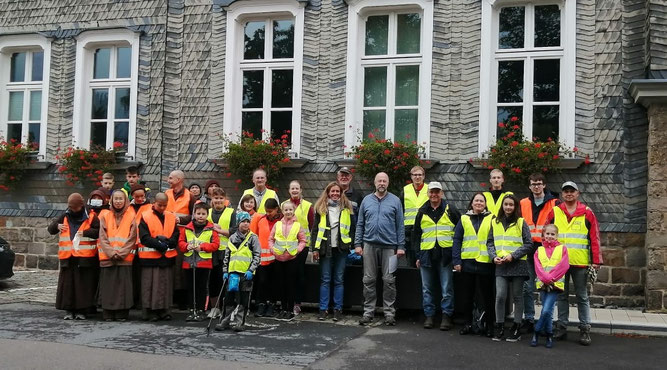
left=411, top=182, right=461, bottom=330
left=336, top=167, right=364, bottom=212
left=165, top=170, right=195, bottom=225
left=355, top=172, right=405, bottom=326
left=240, top=168, right=279, bottom=214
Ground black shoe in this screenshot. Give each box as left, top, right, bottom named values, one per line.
left=318, top=310, right=328, bottom=321
left=459, top=324, right=472, bottom=335
left=359, top=316, right=373, bottom=326
left=215, top=315, right=231, bottom=331
left=520, top=319, right=534, bottom=334
left=284, top=312, right=295, bottom=322
left=492, top=323, right=504, bottom=341
left=333, top=310, right=342, bottom=322
left=546, top=334, right=554, bottom=348
left=255, top=303, right=267, bottom=318
left=506, top=323, right=521, bottom=342
left=530, top=332, right=539, bottom=347
left=384, top=316, right=396, bottom=326
left=423, top=316, right=434, bottom=329
left=440, top=314, right=453, bottom=331
left=265, top=304, right=276, bottom=318
left=579, top=326, right=591, bottom=346
left=554, top=323, right=568, bottom=341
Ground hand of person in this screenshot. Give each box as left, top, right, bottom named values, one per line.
left=504, top=254, right=514, bottom=263
left=57, top=223, right=68, bottom=232
left=493, top=257, right=503, bottom=265
left=415, top=260, right=421, bottom=269
left=354, top=246, right=363, bottom=256
left=312, top=251, right=319, bottom=261
left=223, top=272, right=229, bottom=281
left=454, top=264, right=461, bottom=272
left=244, top=271, right=253, bottom=281
left=592, top=264, right=600, bottom=270
left=396, top=249, right=405, bottom=258
left=76, top=230, right=83, bottom=237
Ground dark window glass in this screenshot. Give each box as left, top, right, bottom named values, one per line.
left=244, top=21, right=265, bottom=60
left=271, top=69, right=293, bottom=108
left=365, top=15, right=389, bottom=55
left=10, top=52, right=26, bottom=82
left=271, top=111, right=292, bottom=144
left=499, top=7, right=525, bottom=49
left=7, top=124, right=22, bottom=143
left=364, top=66, right=387, bottom=107
left=497, top=60, right=524, bottom=103
left=90, top=122, right=107, bottom=148
left=28, top=123, right=40, bottom=150
left=397, top=13, right=421, bottom=54
left=8, top=91, right=24, bottom=121
left=242, top=70, right=264, bottom=108
left=115, top=88, right=130, bottom=119
left=116, top=47, right=132, bottom=78
left=533, top=105, right=559, bottom=141
left=273, top=20, right=294, bottom=59
left=535, top=5, right=561, bottom=47
left=93, top=48, right=110, bottom=79
left=395, top=65, right=419, bottom=106
left=114, top=121, right=129, bottom=151
left=496, top=106, right=523, bottom=139
left=31, top=51, right=44, bottom=82
left=534, top=59, right=560, bottom=102
left=92, top=89, right=109, bottom=119
left=395, top=109, right=418, bottom=142
left=242, top=111, right=262, bottom=138
left=363, top=110, right=386, bottom=139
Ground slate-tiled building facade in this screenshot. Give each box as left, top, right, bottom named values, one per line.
left=1, top=0, right=666, bottom=310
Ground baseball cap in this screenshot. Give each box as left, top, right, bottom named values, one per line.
left=561, top=181, right=579, bottom=191
left=428, top=181, right=443, bottom=190
left=338, top=167, right=351, bottom=174
left=237, top=211, right=252, bottom=223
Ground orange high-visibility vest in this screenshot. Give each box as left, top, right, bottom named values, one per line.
left=257, top=215, right=276, bottom=265
left=165, top=188, right=192, bottom=220
left=98, top=208, right=136, bottom=262
left=139, top=210, right=177, bottom=259
left=134, top=203, right=152, bottom=249
left=520, top=198, right=558, bottom=243
left=58, top=215, right=96, bottom=259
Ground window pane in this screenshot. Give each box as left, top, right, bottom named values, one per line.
left=116, top=47, right=132, bottom=78
left=397, top=13, right=421, bottom=54
left=28, top=123, right=40, bottom=149
left=244, top=21, right=265, bottom=60
left=496, top=107, right=523, bottom=139
left=395, top=65, right=419, bottom=106
left=273, top=20, right=294, bottom=59
left=115, top=88, right=130, bottom=119
left=7, top=124, right=21, bottom=143
left=364, top=67, right=387, bottom=107
left=114, top=121, right=129, bottom=151
left=499, top=7, right=525, bottom=49
left=365, top=15, right=389, bottom=55
left=535, top=5, right=561, bottom=47
left=242, top=112, right=262, bottom=138
left=94, top=48, right=110, bottom=79
left=31, top=51, right=44, bottom=82
left=395, top=109, right=418, bottom=142
left=534, top=59, right=560, bottom=102
left=8, top=91, right=24, bottom=121
left=91, top=122, right=107, bottom=148
left=271, top=111, right=292, bottom=144
left=533, top=105, right=559, bottom=141
left=29, top=91, right=42, bottom=121
left=10, top=52, right=26, bottom=82
left=243, top=70, right=264, bottom=108
left=92, top=89, right=109, bottom=119
left=363, top=110, right=386, bottom=139
left=498, top=60, right=524, bottom=103
left=272, top=69, right=293, bottom=108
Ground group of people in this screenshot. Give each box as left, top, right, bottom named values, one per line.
left=49, top=165, right=602, bottom=346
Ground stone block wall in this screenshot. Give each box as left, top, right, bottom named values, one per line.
left=0, top=217, right=59, bottom=270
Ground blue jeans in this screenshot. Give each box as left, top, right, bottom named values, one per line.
left=535, top=291, right=558, bottom=334
left=319, top=250, right=347, bottom=311
left=523, top=258, right=536, bottom=321
left=557, top=267, right=591, bottom=327
left=420, top=262, right=454, bottom=317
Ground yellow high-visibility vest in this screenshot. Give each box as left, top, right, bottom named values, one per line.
left=403, top=183, right=429, bottom=226
left=208, top=207, right=234, bottom=251
left=228, top=232, right=254, bottom=273
left=484, top=191, right=513, bottom=216
left=314, top=208, right=352, bottom=249
left=492, top=218, right=527, bottom=260
left=273, top=221, right=301, bottom=256
left=243, top=188, right=277, bottom=214
left=184, top=228, right=214, bottom=260
left=419, top=205, right=455, bottom=250
left=553, top=207, right=590, bottom=265
left=460, top=214, right=493, bottom=263
left=535, top=245, right=566, bottom=290
left=283, top=199, right=312, bottom=244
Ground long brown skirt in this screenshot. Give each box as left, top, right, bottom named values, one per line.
left=56, top=264, right=99, bottom=311
left=99, top=266, right=134, bottom=310
left=141, top=266, right=173, bottom=310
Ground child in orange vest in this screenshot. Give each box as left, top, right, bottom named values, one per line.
left=252, top=198, right=282, bottom=317
left=531, top=224, right=569, bottom=348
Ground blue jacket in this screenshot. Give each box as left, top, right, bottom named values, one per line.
left=354, top=192, right=405, bottom=249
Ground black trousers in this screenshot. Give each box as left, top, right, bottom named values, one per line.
left=459, top=271, right=496, bottom=327
left=275, top=258, right=299, bottom=312
left=294, top=247, right=309, bottom=304
left=185, top=267, right=210, bottom=311
left=256, top=263, right=276, bottom=303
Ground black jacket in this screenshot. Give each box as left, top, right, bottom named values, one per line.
left=411, top=200, right=461, bottom=267
left=311, top=209, right=356, bottom=258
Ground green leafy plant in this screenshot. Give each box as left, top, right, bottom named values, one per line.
left=221, top=130, right=291, bottom=187
left=56, top=144, right=119, bottom=187
left=0, top=139, right=34, bottom=191
left=351, top=133, right=425, bottom=195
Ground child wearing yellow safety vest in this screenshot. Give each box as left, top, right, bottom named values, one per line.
left=207, top=187, right=237, bottom=319
left=531, top=224, right=569, bottom=348
left=268, top=201, right=307, bottom=321
left=487, top=194, right=533, bottom=342
left=177, top=203, right=220, bottom=321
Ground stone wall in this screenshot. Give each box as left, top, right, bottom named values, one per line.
left=0, top=217, right=59, bottom=270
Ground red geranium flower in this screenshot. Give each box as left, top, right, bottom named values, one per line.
left=510, top=116, right=519, bottom=122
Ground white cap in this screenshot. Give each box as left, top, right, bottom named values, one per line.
left=561, top=181, right=579, bottom=191
left=428, top=181, right=443, bottom=190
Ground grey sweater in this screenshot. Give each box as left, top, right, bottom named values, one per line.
left=486, top=218, right=534, bottom=277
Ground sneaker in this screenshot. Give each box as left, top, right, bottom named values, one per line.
left=265, top=304, right=276, bottom=318
left=185, top=311, right=196, bottom=322
left=520, top=319, right=534, bottom=334
left=208, top=307, right=221, bottom=319
left=318, top=310, right=328, bottom=321
left=359, top=316, right=373, bottom=326
left=333, top=310, right=342, bottom=322
left=276, top=310, right=287, bottom=320
left=546, top=334, right=554, bottom=348
left=384, top=316, right=396, bottom=326
left=440, top=314, right=453, bottom=331
left=554, top=322, right=568, bottom=341
left=293, top=304, right=302, bottom=316
left=492, top=323, right=505, bottom=341
left=74, top=313, right=87, bottom=320
left=530, top=332, right=539, bottom=347
left=255, top=303, right=267, bottom=317
left=423, top=316, right=434, bottom=329
left=283, top=312, right=295, bottom=322
left=579, top=326, right=591, bottom=346
left=215, top=310, right=233, bottom=331
left=505, top=323, right=521, bottom=342
left=233, top=322, right=245, bottom=332
left=63, top=312, right=75, bottom=320
left=194, top=310, right=207, bottom=322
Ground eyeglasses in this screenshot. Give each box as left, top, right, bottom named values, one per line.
left=529, top=183, right=544, bottom=187
left=410, top=173, right=424, bottom=177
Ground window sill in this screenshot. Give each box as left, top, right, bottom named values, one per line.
left=335, top=159, right=439, bottom=170
left=209, top=158, right=310, bottom=170
left=26, top=161, right=54, bottom=170
left=468, top=158, right=586, bottom=170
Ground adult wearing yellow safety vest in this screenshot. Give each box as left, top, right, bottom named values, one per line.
left=487, top=194, right=532, bottom=342
left=97, top=190, right=137, bottom=321
left=311, top=182, right=356, bottom=322
left=217, top=211, right=261, bottom=332
left=400, top=166, right=428, bottom=268
left=411, top=182, right=461, bottom=331
left=545, top=181, right=602, bottom=346
left=283, top=180, right=314, bottom=316
left=452, top=192, right=495, bottom=337
left=48, top=193, right=100, bottom=320
left=483, top=169, right=514, bottom=216
left=207, top=187, right=237, bottom=319
left=239, top=168, right=279, bottom=214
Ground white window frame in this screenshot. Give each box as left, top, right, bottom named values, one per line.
left=0, top=34, right=51, bottom=158
left=344, top=0, right=433, bottom=157
left=478, top=0, right=575, bottom=155
left=223, top=0, right=305, bottom=157
left=72, top=29, right=139, bottom=157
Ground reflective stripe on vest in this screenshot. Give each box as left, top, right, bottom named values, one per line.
left=58, top=215, right=96, bottom=259
left=403, top=183, right=429, bottom=226
left=183, top=228, right=214, bottom=262
left=460, top=214, right=494, bottom=263
left=535, top=245, right=566, bottom=290
left=484, top=191, right=513, bottom=216
left=244, top=188, right=277, bottom=214
left=492, top=218, right=527, bottom=260
left=314, top=208, right=352, bottom=249
left=553, top=207, right=590, bottom=265
left=228, top=232, right=254, bottom=273
left=208, top=207, right=234, bottom=251
left=139, top=210, right=177, bottom=259
left=284, top=199, right=312, bottom=245
left=273, top=221, right=300, bottom=256
left=165, top=188, right=191, bottom=220
left=98, top=208, right=136, bottom=262
left=419, top=206, right=455, bottom=250
left=520, top=197, right=558, bottom=242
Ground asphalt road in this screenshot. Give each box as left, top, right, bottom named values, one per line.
left=0, top=302, right=666, bottom=369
